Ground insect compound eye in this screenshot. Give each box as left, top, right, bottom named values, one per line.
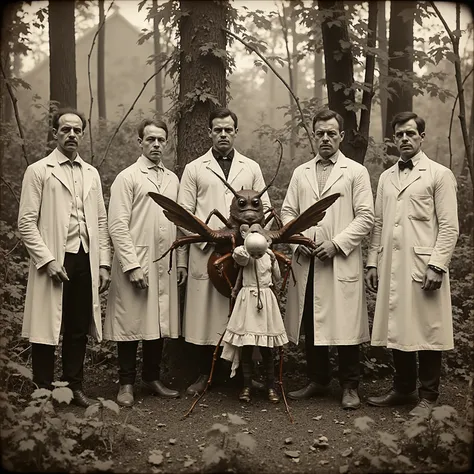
left=237, top=198, right=246, bottom=207
left=251, top=198, right=260, bottom=207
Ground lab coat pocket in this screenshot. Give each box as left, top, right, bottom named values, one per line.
left=412, top=246, right=433, bottom=282
left=136, top=246, right=149, bottom=277
left=336, top=252, right=359, bottom=282
left=409, top=194, right=433, bottom=221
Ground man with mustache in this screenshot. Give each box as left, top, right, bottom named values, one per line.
left=281, top=109, right=374, bottom=409
left=178, top=107, right=271, bottom=395
left=104, top=118, right=187, bottom=406
left=18, top=108, right=111, bottom=407
left=366, top=112, right=459, bottom=417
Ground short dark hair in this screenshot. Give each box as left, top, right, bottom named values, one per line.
left=137, top=118, right=169, bottom=139
left=52, top=108, right=87, bottom=131
left=312, top=109, right=344, bottom=132
left=209, top=108, right=238, bottom=129
left=391, top=112, right=425, bottom=134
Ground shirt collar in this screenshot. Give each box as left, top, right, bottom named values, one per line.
left=315, top=150, right=339, bottom=164
left=56, top=148, right=83, bottom=166
left=140, top=154, right=164, bottom=171
left=212, top=148, right=235, bottom=161
left=398, top=150, right=422, bottom=167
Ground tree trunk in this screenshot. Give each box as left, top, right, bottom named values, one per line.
left=383, top=1, right=414, bottom=155
left=48, top=0, right=77, bottom=147
left=153, top=0, right=163, bottom=116
left=98, top=0, right=106, bottom=121
left=290, top=9, right=298, bottom=161
left=177, top=0, right=227, bottom=177
left=312, top=0, right=323, bottom=104
left=377, top=0, right=388, bottom=140
left=319, top=0, right=364, bottom=162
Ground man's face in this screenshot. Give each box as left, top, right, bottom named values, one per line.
left=313, top=118, right=344, bottom=158
left=53, top=114, right=84, bottom=159
left=139, top=125, right=167, bottom=163
left=393, top=119, right=424, bottom=160
left=209, top=115, right=237, bottom=154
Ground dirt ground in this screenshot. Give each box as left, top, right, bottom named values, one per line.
left=59, top=364, right=471, bottom=474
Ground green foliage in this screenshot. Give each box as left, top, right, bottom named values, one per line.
left=353, top=401, right=473, bottom=472
left=201, top=413, right=256, bottom=472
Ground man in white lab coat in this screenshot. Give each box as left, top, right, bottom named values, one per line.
left=178, top=108, right=271, bottom=395
left=105, top=118, right=187, bottom=406
left=366, top=112, right=459, bottom=418
left=281, top=109, right=374, bottom=409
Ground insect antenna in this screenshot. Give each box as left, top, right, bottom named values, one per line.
left=206, top=167, right=239, bottom=198
left=255, top=139, right=283, bottom=199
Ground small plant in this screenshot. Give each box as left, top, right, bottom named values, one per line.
left=201, top=413, right=257, bottom=472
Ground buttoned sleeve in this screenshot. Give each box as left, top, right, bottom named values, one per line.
left=366, top=171, right=386, bottom=267
left=95, top=171, right=111, bottom=267
left=18, top=165, right=55, bottom=269
left=108, top=172, right=141, bottom=273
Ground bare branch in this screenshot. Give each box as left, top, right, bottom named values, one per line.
left=359, top=1, right=378, bottom=140
left=222, top=27, right=316, bottom=156
left=97, top=55, right=173, bottom=169
left=448, top=68, right=473, bottom=170
left=87, top=0, right=115, bottom=164
left=0, top=63, right=29, bottom=166
left=1, top=175, right=20, bottom=205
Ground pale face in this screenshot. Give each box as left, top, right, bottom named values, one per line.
left=53, top=113, right=84, bottom=159
left=313, top=118, right=344, bottom=158
left=209, top=115, right=238, bottom=154
left=393, top=119, right=425, bottom=160
left=138, top=125, right=167, bottom=163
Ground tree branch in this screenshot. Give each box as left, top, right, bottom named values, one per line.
left=0, top=63, right=29, bottom=166
left=359, top=1, right=378, bottom=140
left=448, top=68, right=473, bottom=170
left=1, top=175, right=20, bottom=205
left=222, top=27, right=316, bottom=156
left=87, top=0, right=115, bottom=165
left=97, top=55, right=173, bottom=169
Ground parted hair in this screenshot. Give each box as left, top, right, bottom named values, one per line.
left=209, top=108, right=238, bottom=129
left=137, top=118, right=169, bottom=139
left=52, top=108, right=87, bottom=131
left=312, top=109, right=344, bottom=132
left=391, top=112, right=426, bottom=134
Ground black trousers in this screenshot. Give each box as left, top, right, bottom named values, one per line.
left=117, top=339, right=164, bottom=385
left=302, top=259, right=360, bottom=389
left=193, top=344, right=222, bottom=375
left=392, top=349, right=442, bottom=401
left=32, top=246, right=92, bottom=391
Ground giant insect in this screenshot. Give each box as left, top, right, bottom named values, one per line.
left=149, top=141, right=340, bottom=300
left=148, top=141, right=340, bottom=420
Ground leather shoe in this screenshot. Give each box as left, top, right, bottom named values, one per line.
left=268, top=388, right=280, bottom=403
left=71, top=389, right=99, bottom=408
left=367, top=388, right=418, bottom=407
left=288, top=382, right=330, bottom=400
left=409, top=398, right=435, bottom=418
left=186, top=374, right=209, bottom=396
left=142, top=380, right=180, bottom=399
left=117, top=384, right=134, bottom=407
left=239, top=387, right=251, bottom=403
left=341, top=388, right=360, bottom=409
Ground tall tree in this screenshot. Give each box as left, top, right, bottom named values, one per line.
left=177, top=0, right=227, bottom=175
left=48, top=0, right=77, bottom=146
left=97, top=0, right=106, bottom=121
left=377, top=0, right=388, bottom=140
left=152, top=0, right=163, bottom=115
left=319, top=1, right=378, bottom=164
left=383, top=1, right=414, bottom=150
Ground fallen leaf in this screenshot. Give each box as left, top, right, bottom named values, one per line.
left=343, top=429, right=352, bottom=435
left=319, top=460, right=329, bottom=465
left=284, top=450, right=300, bottom=458
left=199, top=404, right=209, bottom=408
left=307, top=429, right=313, bottom=433
left=169, top=438, right=177, bottom=445
left=354, top=416, right=374, bottom=432
left=148, top=450, right=164, bottom=466
left=157, top=423, right=166, bottom=427
left=284, top=437, right=293, bottom=445
left=227, top=413, right=246, bottom=425
left=341, top=447, right=353, bottom=457
left=291, top=458, right=300, bottom=463
left=261, top=409, right=267, bottom=412
left=339, top=464, right=349, bottom=473
left=313, top=415, right=322, bottom=421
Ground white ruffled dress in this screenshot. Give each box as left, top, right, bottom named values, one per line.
left=221, top=246, right=288, bottom=376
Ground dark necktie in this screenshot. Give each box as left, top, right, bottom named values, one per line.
left=398, top=159, right=414, bottom=171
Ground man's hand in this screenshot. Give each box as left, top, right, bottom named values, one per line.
left=314, top=240, right=338, bottom=261
left=365, top=267, right=378, bottom=293
left=177, top=267, right=188, bottom=286
left=127, top=267, right=148, bottom=289
left=99, top=267, right=111, bottom=293
left=422, top=267, right=443, bottom=291
left=296, top=244, right=313, bottom=258
left=45, top=260, right=69, bottom=283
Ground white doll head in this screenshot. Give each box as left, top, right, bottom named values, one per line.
left=244, top=232, right=269, bottom=259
